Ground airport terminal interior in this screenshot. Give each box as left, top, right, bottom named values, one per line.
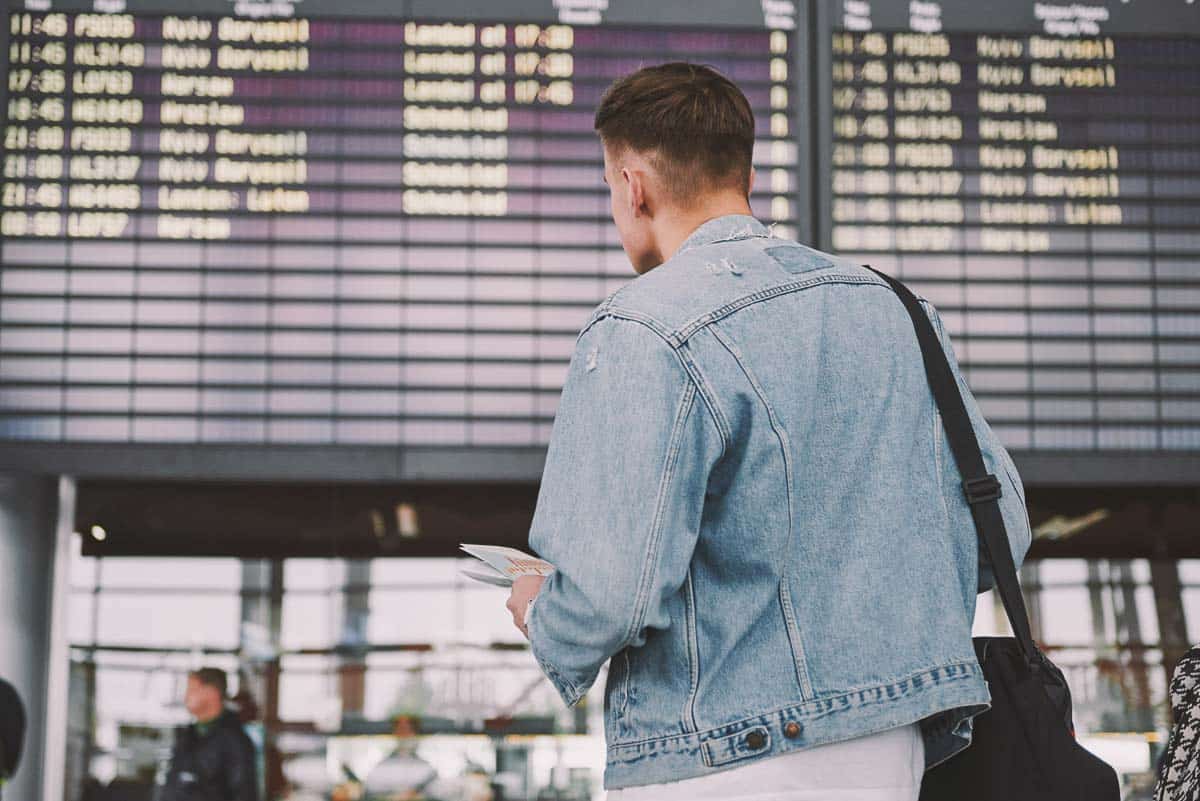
left=0, top=0, right=1197, bottom=799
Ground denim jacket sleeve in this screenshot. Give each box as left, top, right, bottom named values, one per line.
left=525, top=312, right=725, bottom=707
left=923, top=301, right=1033, bottom=594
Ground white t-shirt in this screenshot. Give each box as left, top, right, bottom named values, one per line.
left=604, top=722, right=925, bottom=801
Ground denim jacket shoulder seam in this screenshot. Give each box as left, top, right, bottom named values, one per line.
left=576, top=296, right=618, bottom=341
left=587, top=308, right=730, bottom=456
left=593, top=305, right=674, bottom=340
left=673, top=273, right=887, bottom=344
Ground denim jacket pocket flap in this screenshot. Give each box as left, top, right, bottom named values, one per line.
left=701, top=725, right=772, bottom=767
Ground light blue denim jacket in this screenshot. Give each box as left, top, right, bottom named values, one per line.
left=525, top=214, right=1033, bottom=790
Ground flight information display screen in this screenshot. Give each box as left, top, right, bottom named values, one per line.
left=0, top=0, right=800, bottom=450
left=820, top=0, right=1199, bottom=454
left=1, top=0, right=1197, bottom=482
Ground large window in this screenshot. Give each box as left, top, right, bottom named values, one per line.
left=65, top=534, right=1194, bottom=800
left=65, top=541, right=606, bottom=801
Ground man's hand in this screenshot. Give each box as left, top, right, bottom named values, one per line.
left=507, top=574, right=546, bottom=640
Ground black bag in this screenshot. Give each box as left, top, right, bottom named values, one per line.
left=865, top=266, right=1120, bottom=801
left=0, top=677, right=26, bottom=791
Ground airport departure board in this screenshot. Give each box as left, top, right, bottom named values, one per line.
left=0, top=0, right=801, bottom=451
left=820, top=0, right=1200, bottom=454
left=0, top=0, right=1197, bottom=483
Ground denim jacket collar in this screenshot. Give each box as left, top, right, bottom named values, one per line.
left=674, top=214, right=771, bottom=257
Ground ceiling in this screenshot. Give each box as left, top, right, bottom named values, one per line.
left=74, top=480, right=1199, bottom=560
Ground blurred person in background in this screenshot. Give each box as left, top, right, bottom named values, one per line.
left=505, top=61, right=1031, bottom=800
left=1154, top=643, right=1200, bottom=801
left=156, top=667, right=259, bottom=801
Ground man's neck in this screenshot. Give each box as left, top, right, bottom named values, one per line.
left=652, top=196, right=756, bottom=267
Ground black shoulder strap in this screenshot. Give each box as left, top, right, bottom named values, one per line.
left=864, top=266, right=1040, bottom=666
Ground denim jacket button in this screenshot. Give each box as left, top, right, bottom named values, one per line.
left=745, top=730, right=766, bottom=750
left=784, top=721, right=802, bottom=739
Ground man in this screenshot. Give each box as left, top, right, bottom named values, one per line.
left=157, top=668, right=259, bottom=801
left=505, top=62, right=1032, bottom=799
left=0, top=679, right=25, bottom=801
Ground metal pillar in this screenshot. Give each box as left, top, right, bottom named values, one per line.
left=339, top=560, right=372, bottom=721
left=0, top=474, right=65, bottom=801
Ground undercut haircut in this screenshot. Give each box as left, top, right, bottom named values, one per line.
left=594, top=62, right=755, bottom=206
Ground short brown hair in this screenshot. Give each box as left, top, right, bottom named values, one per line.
left=190, top=667, right=228, bottom=696
left=594, top=62, right=755, bottom=205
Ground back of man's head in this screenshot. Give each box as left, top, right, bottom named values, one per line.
left=594, top=62, right=755, bottom=207
left=0, top=679, right=26, bottom=781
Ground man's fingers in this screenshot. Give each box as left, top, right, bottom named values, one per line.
left=509, top=608, right=529, bottom=638
left=505, top=582, right=536, bottom=638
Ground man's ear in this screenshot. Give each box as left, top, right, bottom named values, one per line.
left=623, top=167, right=649, bottom=218
left=747, top=165, right=756, bottom=196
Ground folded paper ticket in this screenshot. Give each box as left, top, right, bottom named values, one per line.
left=459, top=544, right=555, bottom=588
